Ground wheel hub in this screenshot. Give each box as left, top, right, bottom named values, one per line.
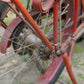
left=12, top=22, right=42, bottom=55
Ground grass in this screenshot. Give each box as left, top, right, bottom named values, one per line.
left=44, top=25, right=52, bottom=34
left=59, top=74, right=73, bottom=84
left=74, top=43, right=83, bottom=53
left=78, top=72, right=84, bottom=79
left=20, top=0, right=27, bottom=8
left=4, top=11, right=16, bottom=24
left=16, top=80, right=28, bottom=84
left=4, top=0, right=27, bottom=25
left=4, top=17, right=15, bottom=24
left=66, top=78, right=73, bottom=84
left=22, top=54, right=30, bottom=62
left=16, top=80, right=35, bottom=84
left=0, top=37, right=2, bottom=43
left=16, top=80, right=22, bottom=84
left=59, top=74, right=65, bottom=80
left=73, top=42, right=84, bottom=67
left=72, top=54, right=83, bottom=67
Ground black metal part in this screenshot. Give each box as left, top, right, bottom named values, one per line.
left=0, top=2, right=9, bottom=24
left=12, top=21, right=30, bottom=55
left=39, top=44, right=51, bottom=60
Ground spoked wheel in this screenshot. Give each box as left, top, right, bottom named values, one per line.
left=0, top=0, right=77, bottom=84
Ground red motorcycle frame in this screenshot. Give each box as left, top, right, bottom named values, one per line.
left=0, top=0, right=84, bottom=84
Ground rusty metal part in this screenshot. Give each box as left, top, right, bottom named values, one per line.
left=56, top=37, right=72, bottom=56
left=59, top=0, right=62, bottom=44
left=1, top=17, right=22, bottom=54
left=1, top=21, right=8, bottom=29
left=32, top=51, right=45, bottom=74
left=73, top=28, right=84, bottom=41
left=39, top=44, right=51, bottom=60
left=73, top=0, right=79, bottom=32
left=73, top=23, right=84, bottom=37
left=53, top=1, right=59, bottom=44
left=30, top=7, right=53, bottom=20
left=24, top=33, right=42, bottom=48
left=56, top=23, right=84, bottom=56
left=69, top=40, right=75, bottom=61
left=72, top=23, right=84, bottom=41
left=38, top=56, right=63, bottom=84
left=32, top=0, right=54, bottom=13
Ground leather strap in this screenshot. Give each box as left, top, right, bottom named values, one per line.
left=33, top=0, right=54, bottom=13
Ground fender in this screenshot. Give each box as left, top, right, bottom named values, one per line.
left=0, top=10, right=48, bottom=54
left=1, top=17, right=22, bottom=54
left=32, top=0, right=54, bottom=13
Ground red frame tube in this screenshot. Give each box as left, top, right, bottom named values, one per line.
left=11, top=0, right=55, bottom=52
left=1, top=17, right=22, bottom=54
left=69, top=40, right=75, bottom=61
left=53, top=1, right=59, bottom=44
left=63, top=52, right=78, bottom=84
left=1, top=23, right=6, bottom=29
left=73, top=23, right=84, bottom=37
left=73, top=0, right=79, bottom=32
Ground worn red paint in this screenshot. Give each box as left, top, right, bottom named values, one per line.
left=73, top=23, right=84, bottom=36
left=1, top=17, right=22, bottom=54
left=73, top=0, right=79, bottom=32
left=1, top=23, right=6, bottom=29
left=53, top=1, right=59, bottom=44
left=37, top=56, right=64, bottom=84
left=69, top=40, right=75, bottom=61
left=32, top=0, right=54, bottom=13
